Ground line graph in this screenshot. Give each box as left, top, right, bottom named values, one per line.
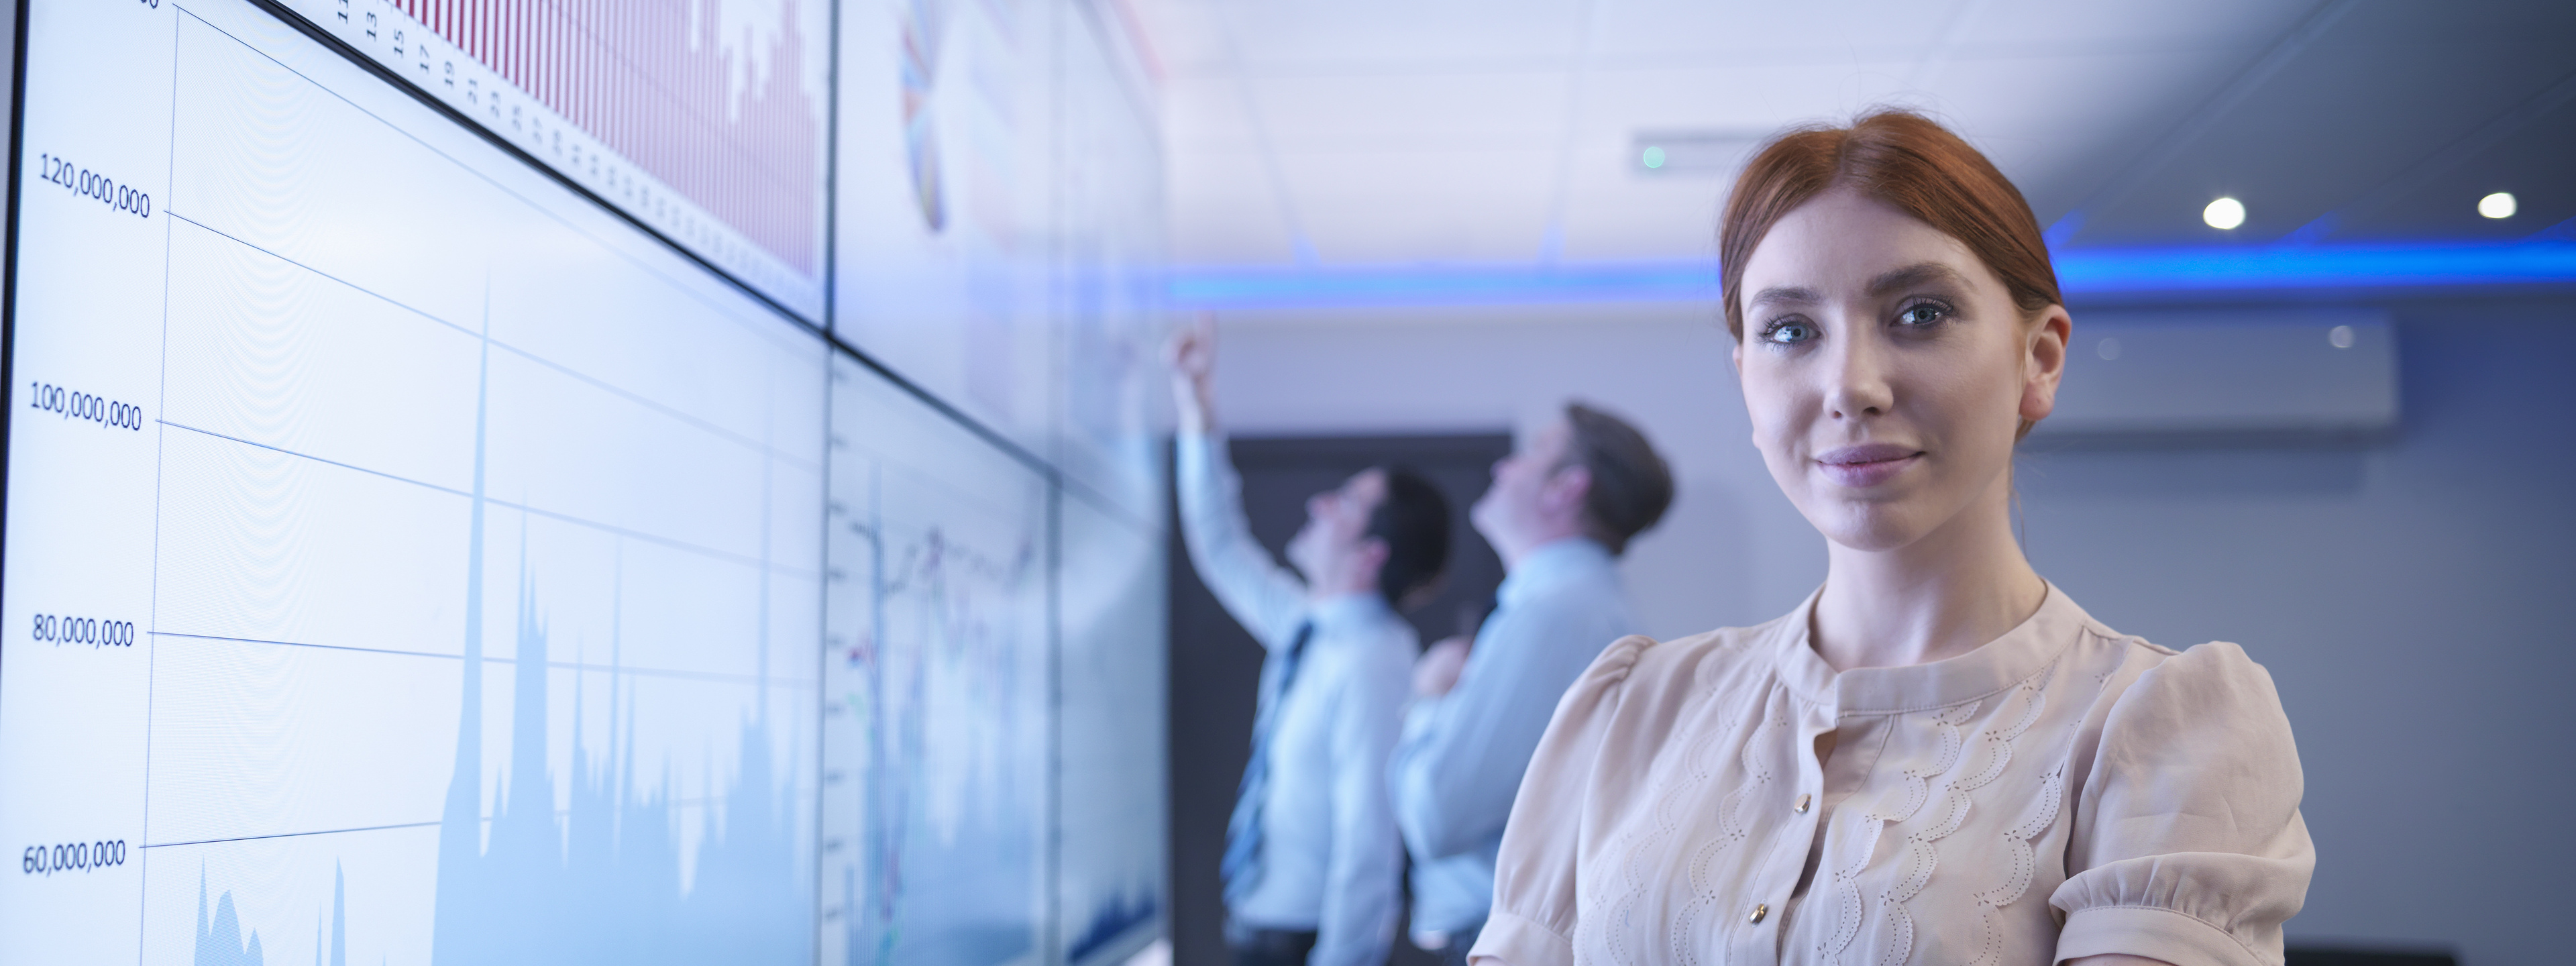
left=822, top=359, right=1053, bottom=966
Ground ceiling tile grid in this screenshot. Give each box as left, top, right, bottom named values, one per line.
left=1132, top=0, right=2575, bottom=279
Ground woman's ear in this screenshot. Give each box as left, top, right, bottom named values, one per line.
left=2020, top=306, right=2072, bottom=424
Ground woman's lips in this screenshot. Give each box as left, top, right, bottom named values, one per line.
left=1815, top=444, right=1924, bottom=488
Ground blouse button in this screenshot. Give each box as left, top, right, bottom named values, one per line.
left=1748, top=903, right=1768, bottom=924
left=1793, top=794, right=1812, bottom=814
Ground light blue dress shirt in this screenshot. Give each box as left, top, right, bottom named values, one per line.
left=1389, top=537, right=1637, bottom=935
left=1177, top=433, right=1411, bottom=966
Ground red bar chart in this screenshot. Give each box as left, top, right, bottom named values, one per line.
left=284, top=0, right=833, bottom=319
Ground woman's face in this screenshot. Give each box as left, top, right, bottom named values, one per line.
left=1731, top=188, right=2067, bottom=553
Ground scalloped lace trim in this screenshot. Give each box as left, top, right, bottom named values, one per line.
left=1855, top=660, right=2057, bottom=966
left=1583, top=684, right=1784, bottom=966
left=1965, top=665, right=2068, bottom=966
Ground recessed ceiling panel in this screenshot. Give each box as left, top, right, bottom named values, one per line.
left=1222, top=0, right=1589, bottom=68
left=1275, top=147, right=1561, bottom=263
left=1169, top=148, right=1307, bottom=263
left=1248, top=72, right=1574, bottom=148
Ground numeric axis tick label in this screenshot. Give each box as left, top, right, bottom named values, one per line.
left=36, top=152, right=150, bottom=219
left=27, top=381, right=144, bottom=431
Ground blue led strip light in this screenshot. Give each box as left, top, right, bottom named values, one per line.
left=1169, top=241, right=2576, bottom=309
left=1166, top=262, right=1721, bottom=308
left=2052, top=241, right=2576, bottom=291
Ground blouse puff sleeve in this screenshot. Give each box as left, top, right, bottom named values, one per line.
left=2050, top=641, right=2316, bottom=966
left=1466, top=633, right=1659, bottom=966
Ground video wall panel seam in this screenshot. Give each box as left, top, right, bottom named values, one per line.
left=818, top=0, right=843, bottom=369
left=821, top=337, right=1158, bottom=537
left=1046, top=479, right=1065, bottom=966
left=0, top=0, right=31, bottom=608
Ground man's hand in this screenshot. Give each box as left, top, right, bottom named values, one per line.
left=1166, top=314, right=1217, bottom=435
left=1414, top=635, right=1472, bottom=698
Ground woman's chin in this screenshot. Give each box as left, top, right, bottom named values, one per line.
left=1805, top=501, right=1939, bottom=553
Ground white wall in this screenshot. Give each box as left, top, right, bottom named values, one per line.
left=1206, top=294, right=2576, bottom=965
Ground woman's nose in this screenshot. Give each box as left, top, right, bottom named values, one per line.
left=1823, top=329, right=1895, bottom=420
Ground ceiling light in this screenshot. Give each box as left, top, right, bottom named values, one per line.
left=2202, top=197, right=2245, bottom=230
left=2478, top=192, right=2517, bottom=219
left=1629, top=130, right=1762, bottom=174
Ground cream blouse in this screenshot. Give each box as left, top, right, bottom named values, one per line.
left=1470, top=584, right=2312, bottom=966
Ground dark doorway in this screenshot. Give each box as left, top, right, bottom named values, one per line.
left=1166, top=433, right=1512, bottom=966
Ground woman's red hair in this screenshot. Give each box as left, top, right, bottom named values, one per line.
left=1717, top=110, right=2063, bottom=340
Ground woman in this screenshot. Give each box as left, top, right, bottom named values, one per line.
left=1468, top=111, right=2312, bottom=966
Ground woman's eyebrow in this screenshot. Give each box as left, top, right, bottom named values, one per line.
left=1867, top=262, right=1967, bottom=296
left=1748, top=284, right=1820, bottom=311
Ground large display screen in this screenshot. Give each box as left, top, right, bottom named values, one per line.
left=0, top=1, right=829, bottom=962
left=0, top=1, right=1167, bottom=965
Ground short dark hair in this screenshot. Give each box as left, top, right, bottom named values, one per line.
left=1563, top=403, right=1673, bottom=555
left=1363, top=466, right=1451, bottom=609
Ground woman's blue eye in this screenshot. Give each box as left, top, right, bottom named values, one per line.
left=1896, top=303, right=1947, bottom=326
left=1764, top=321, right=1816, bottom=344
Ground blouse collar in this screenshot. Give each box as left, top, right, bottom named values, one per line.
left=1770, top=580, right=2093, bottom=715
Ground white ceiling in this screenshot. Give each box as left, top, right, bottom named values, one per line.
left=1128, top=0, right=2576, bottom=271
left=1132, top=0, right=2321, bottom=268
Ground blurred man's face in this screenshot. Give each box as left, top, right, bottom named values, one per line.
left=1471, top=419, right=1574, bottom=549
left=1287, top=468, right=1388, bottom=592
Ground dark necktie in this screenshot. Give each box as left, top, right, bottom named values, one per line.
left=1220, top=619, right=1316, bottom=904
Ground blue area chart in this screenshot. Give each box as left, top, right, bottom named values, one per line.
left=418, top=341, right=804, bottom=966
left=177, top=294, right=816, bottom=966
left=193, top=865, right=340, bottom=966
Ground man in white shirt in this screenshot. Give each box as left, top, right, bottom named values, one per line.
left=1389, top=403, right=1674, bottom=966
left=1169, top=323, right=1452, bottom=966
